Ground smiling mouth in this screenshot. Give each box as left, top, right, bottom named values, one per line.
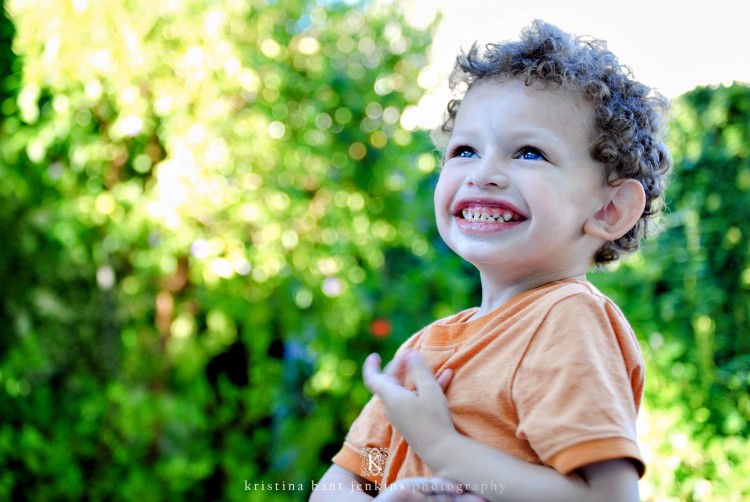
left=460, top=207, right=524, bottom=223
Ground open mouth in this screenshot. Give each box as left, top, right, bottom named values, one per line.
left=459, top=207, right=524, bottom=223
left=453, top=198, right=527, bottom=225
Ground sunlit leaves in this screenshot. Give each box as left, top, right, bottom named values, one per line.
left=1, top=0, right=442, bottom=498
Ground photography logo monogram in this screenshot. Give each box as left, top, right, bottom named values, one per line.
left=360, top=448, right=388, bottom=477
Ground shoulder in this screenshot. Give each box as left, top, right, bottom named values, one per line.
left=522, top=280, right=643, bottom=371
left=395, top=307, right=479, bottom=350
left=432, top=307, right=480, bottom=325
left=539, top=280, right=633, bottom=332
left=540, top=279, right=615, bottom=305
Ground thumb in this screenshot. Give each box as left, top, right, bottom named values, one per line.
left=436, top=368, right=454, bottom=392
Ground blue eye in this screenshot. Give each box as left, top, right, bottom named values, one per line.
left=517, top=146, right=546, bottom=161
left=452, top=145, right=477, bottom=158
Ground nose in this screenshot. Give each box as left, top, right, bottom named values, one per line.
left=468, top=155, right=510, bottom=189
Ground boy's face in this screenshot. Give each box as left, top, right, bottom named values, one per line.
left=434, top=78, right=611, bottom=285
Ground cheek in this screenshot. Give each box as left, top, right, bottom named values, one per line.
left=433, top=175, right=450, bottom=211
left=434, top=170, right=460, bottom=201
left=525, top=179, right=594, bottom=230
left=517, top=177, right=550, bottom=205
left=433, top=178, right=454, bottom=233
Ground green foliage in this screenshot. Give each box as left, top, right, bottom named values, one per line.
left=0, top=0, right=458, bottom=499
left=1, top=0, right=748, bottom=500
left=591, top=83, right=750, bottom=501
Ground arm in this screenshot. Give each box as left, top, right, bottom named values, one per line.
left=309, top=464, right=489, bottom=501
left=424, top=431, right=639, bottom=502
left=310, top=464, right=374, bottom=501
left=363, top=350, right=640, bottom=502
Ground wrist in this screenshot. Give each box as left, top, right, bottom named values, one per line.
left=420, top=429, right=463, bottom=475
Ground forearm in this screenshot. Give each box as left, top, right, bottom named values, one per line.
left=309, top=465, right=375, bottom=501
left=423, top=432, right=589, bottom=502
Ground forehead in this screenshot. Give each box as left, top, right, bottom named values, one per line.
left=452, top=78, right=598, bottom=159
left=458, top=78, right=593, bottom=123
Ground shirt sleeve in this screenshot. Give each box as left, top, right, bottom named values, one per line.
left=331, top=327, right=434, bottom=483
left=331, top=394, right=392, bottom=485
left=512, top=293, right=645, bottom=477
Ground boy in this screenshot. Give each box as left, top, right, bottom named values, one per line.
left=311, top=20, right=671, bottom=501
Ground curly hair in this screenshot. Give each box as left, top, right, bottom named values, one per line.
left=433, top=20, right=673, bottom=265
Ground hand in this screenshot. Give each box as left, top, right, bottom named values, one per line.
left=363, top=350, right=456, bottom=461
left=374, top=477, right=488, bottom=501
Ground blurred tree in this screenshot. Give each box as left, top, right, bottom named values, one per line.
left=0, top=0, right=459, bottom=500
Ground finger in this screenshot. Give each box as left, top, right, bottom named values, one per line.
left=382, top=348, right=409, bottom=372
left=425, top=494, right=453, bottom=502
left=363, top=353, right=412, bottom=403
left=419, top=478, right=455, bottom=491
left=385, top=476, right=451, bottom=501
left=383, top=349, right=411, bottom=383
left=405, top=351, right=442, bottom=396
left=435, top=368, right=454, bottom=392
left=461, top=494, right=489, bottom=501
left=362, top=353, right=385, bottom=394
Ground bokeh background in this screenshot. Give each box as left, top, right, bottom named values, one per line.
left=1, top=0, right=748, bottom=500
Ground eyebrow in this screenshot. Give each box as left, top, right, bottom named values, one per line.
left=450, top=126, right=566, bottom=150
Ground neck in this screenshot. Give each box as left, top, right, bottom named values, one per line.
left=473, top=268, right=588, bottom=319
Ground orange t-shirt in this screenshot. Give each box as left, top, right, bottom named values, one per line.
left=333, top=279, right=645, bottom=486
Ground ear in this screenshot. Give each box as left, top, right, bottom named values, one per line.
left=584, top=179, right=646, bottom=240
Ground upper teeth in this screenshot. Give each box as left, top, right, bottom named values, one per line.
left=461, top=209, right=515, bottom=222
